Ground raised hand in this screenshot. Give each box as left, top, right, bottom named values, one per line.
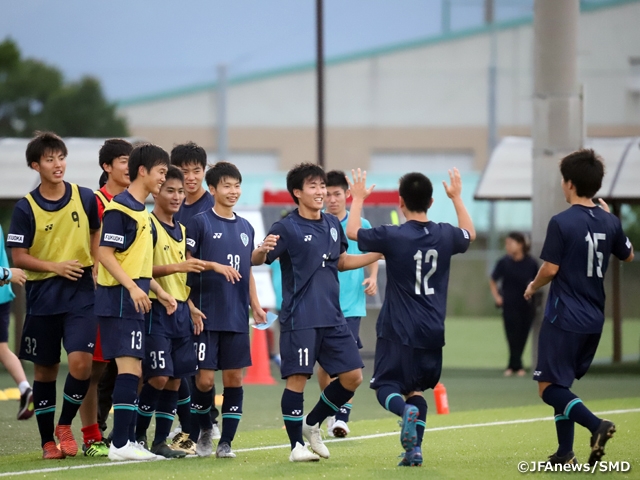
left=346, top=168, right=376, bottom=201
left=443, top=168, right=463, bottom=199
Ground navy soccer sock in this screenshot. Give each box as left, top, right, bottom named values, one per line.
left=190, top=384, right=213, bottom=441
left=111, top=374, right=139, bottom=448
left=334, top=402, right=353, bottom=423
left=553, top=407, right=575, bottom=456
left=176, top=379, right=191, bottom=434
left=542, top=385, right=601, bottom=433
left=136, top=383, right=162, bottom=440
left=154, top=389, right=179, bottom=446
left=376, top=386, right=406, bottom=417
left=282, top=389, right=304, bottom=449
left=33, top=380, right=57, bottom=447
left=306, top=380, right=355, bottom=427
left=220, top=387, right=243, bottom=445
left=406, top=395, right=427, bottom=447
left=58, top=374, right=90, bottom=425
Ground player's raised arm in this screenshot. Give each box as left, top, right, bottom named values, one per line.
left=443, top=168, right=476, bottom=242
left=338, top=251, right=382, bottom=272
left=345, top=168, right=375, bottom=241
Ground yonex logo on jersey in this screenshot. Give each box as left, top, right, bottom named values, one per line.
left=88, top=343, right=95, bottom=348
left=104, top=234, right=124, bottom=244
left=163, top=245, right=170, bottom=251
left=533, top=370, right=541, bottom=376
left=44, top=224, right=54, bottom=231
left=304, top=235, right=312, bottom=242
left=7, top=234, right=23, bottom=243
left=330, top=227, right=337, bottom=242
left=213, top=233, right=222, bottom=239
left=186, top=238, right=195, bottom=248
left=240, top=233, right=249, bottom=246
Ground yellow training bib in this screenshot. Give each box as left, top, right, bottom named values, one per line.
left=149, top=214, right=189, bottom=302
left=24, top=183, right=93, bottom=281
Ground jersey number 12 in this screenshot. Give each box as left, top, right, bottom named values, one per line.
left=585, top=232, right=605, bottom=278
left=414, top=249, right=438, bottom=295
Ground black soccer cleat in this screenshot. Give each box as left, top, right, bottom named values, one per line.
left=547, top=451, right=577, bottom=465
left=17, top=387, right=34, bottom=420
left=588, top=419, right=616, bottom=466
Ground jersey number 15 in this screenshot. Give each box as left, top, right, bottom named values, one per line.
left=414, top=249, right=438, bottom=295
left=585, top=232, right=605, bottom=278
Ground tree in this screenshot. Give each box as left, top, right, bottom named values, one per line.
left=0, top=37, right=127, bottom=137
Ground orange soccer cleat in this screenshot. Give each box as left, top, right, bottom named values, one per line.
left=55, top=424, right=78, bottom=457
left=42, top=441, right=65, bottom=460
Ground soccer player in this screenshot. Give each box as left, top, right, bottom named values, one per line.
left=134, top=166, right=204, bottom=458
left=169, top=141, right=219, bottom=446
left=0, top=228, right=32, bottom=421
left=321, top=170, right=378, bottom=438
left=96, top=143, right=177, bottom=462
left=186, top=161, right=272, bottom=458
left=7, top=131, right=101, bottom=459
left=346, top=168, right=475, bottom=467
left=79, top=138, right=133, bottom=457
left=523, top=149, right=634, bottom=466
left=252, top=163, right=381, bottom=463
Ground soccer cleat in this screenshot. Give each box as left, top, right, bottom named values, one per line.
left=151, top=442, right=187, bottom=459
left=17, top=387, right=34, bottom=420
left=329, top=419, right=350, bottom=438
left=171, top=433, right=197, bottom=455
left=212, top=422, right=221, bottom=440
left=215, top=441, right=236, bottom=458
left=136, top=435, right=149, bottom=451
left=108, top=440, right=160, bottom=461
left=42, top=441, right=65, bottom=459
left=289, top=442, right=320, bottom=462
left=196, top=428, right=214, bottom=457
left=588, top=419, right=616, bottom=466
left=400, top=405, right=419, bottom=451
left=171, top=432, right=189, bottom=448
left=167, top=425, right=182, bottom=441
left=326, top=416, right=336, bottom=437
left=55, top=424, right=78, bottom=457
left=547, top=451, right=577, bottom=465
left=398, top=446, right=423, bottom=467
left=302, top=417, right=330, bottom=459
left=83, top=441, right=110, bottom=457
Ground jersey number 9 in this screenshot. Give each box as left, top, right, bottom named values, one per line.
left=71, top=211, right=80, bottom=227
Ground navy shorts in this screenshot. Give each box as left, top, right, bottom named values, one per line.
left=533, top=320, right=601, bottom=388
left=194, top=330, right=251, bottom=371
left=369, top=337, right=442, bottom=396
left=346, top=317, right=363, bottom=349
left=143, top=334, right=197, bottom=379
left=98, top=316, right=145, bottom=361
left=19, top=303, right=97, bottom=366
left=0, top=302, right=10, bottom=344
left=280, top=324, right=364, bottom=379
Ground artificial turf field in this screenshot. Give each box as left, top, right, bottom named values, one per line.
left=0, top=317, right=639, bottom=479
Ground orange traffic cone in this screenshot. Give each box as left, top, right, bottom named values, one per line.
left=244, top=328, right=277, bottom=385
left=433, top=382, right=449, bottom=414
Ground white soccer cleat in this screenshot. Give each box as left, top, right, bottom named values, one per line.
left=326, top=416, right=336, bottom=437
left=108, top=441, right=160, bottom=461
left=329, top=419, right=350, bottom=438
left=196, top=428, right=214, bottom=457
left=302, top=417, right=330, bottom=459
left=212, top=423, right=222, bottom=440
left=289, top=442, right=320, bottom=462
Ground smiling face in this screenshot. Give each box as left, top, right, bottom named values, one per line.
left=325, top=185, right=348, bottom=217
left=156, top=177, right=185, bottom=215
left=104, top=155, right=130, bottom=188
left=179, top=162, right=205, bottom=195
left=209, top=176, right=241, bottom=208
left=142, top=163, right=168, bottom=196
left=32, top=149, right=66, bottom=185
left=294, top=176, right=326, bottom=212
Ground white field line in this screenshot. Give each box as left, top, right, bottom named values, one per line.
left=1, top=407, right=638, bottom=477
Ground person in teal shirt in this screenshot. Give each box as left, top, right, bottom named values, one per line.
left=319, top=170, right=378, bottom=438
left=0, top=225, right=32, bottom=420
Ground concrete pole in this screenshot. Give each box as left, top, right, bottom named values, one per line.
left=217, top=64, right=228, bottom=162
left=486, top=0, right=499, bottom=276
left=531, top=0, right=583, bottom=367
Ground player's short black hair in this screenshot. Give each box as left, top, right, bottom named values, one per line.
left=170, top=142, right=207, bottom=169
left=398, top=172, right=433, bottom=213
left=205, top=161, right=242, bottom=188
left=559, top=149, right=604, bottom=199
left=286, top=163, right=327, bottom=205
left=326, top=170, right=348, bottom=191
left=164, top=165, right=185, bottom=185
left=128, top=143, right=170, bottom=182
left=507, top=231, right=530, bottom=255
left=26, top=131, right=67, bottom=168
left=98, top=138, right=132, bottom=188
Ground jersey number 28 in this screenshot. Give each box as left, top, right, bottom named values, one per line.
left=414, top=249, right=438, bottom=295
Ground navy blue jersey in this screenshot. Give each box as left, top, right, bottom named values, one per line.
left=265, top=210, right=348, bottom=332
left=491, top=255, right=539, bottom=310
left=174, top=191, right=214, bottom=226
left=7, top=182, right=99, bottom=315
left=186, top=210, right=255, bottom=333
left=540, top=205, right=632, bottom=334
left=358, top=221, right=470, bottom=349
left=95, top=191, right=151, bottom=319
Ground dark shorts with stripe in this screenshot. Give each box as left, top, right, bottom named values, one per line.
left=369, top=337, right=442, bottom=396
left=194, top=330, right=251, bottom=371
left=143, top=334, right=197, bottom=380
left=20, top=303, right=97, bottom=366
left=533, top=319, right=601, bottom=388
left=280, top=324, right=364, bottom=379
left=98, top=316, right=145, bottom=360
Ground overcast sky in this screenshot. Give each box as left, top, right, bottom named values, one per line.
left=2, top=0, right=535, bottom=102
